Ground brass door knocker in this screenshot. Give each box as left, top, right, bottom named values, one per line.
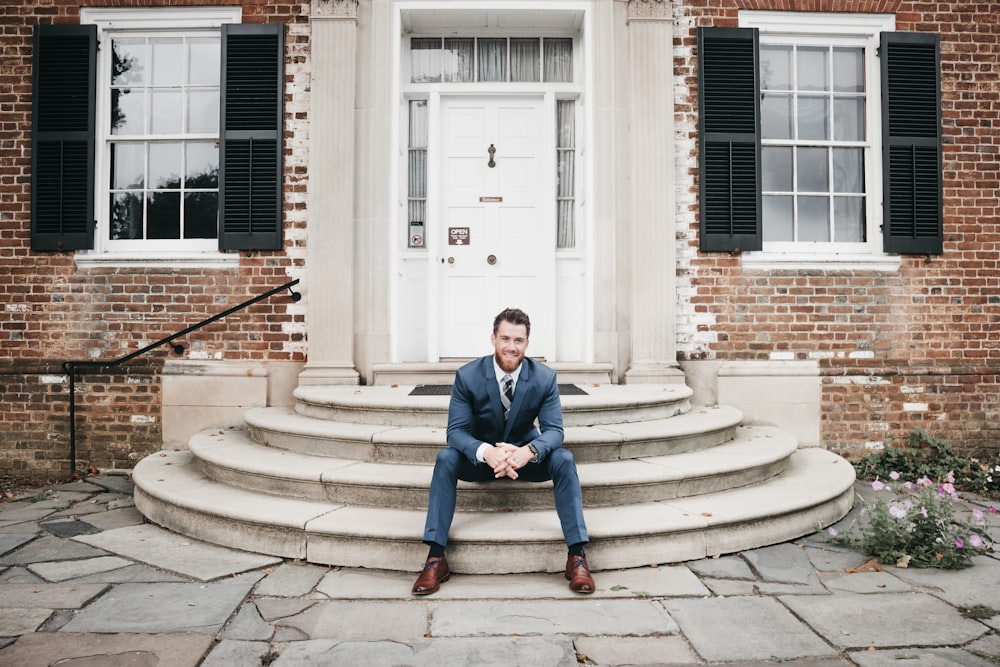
left=487, top=144, right=496, bottom=168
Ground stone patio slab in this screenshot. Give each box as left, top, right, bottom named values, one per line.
left=59, top=577, right=260, bottom=634
left=687, top=555, right=756, bottom=580
left=271, top=637, right=579, bottom=667
left=662, top=596, right=834, bottom=662
left=0, top=583, right=108, bottom=609
left=254, top=562, right=327, bottom=597
left=201, top=640, right=271, bottom=667
left=888, top=556, right=1000, bottom=608
left=821, top=571, right=912, bottom=594
left=744, top=543, right=821, bottom=585
left=781, top=592, right=987, bottom=649
left=432, top=599, right=677, bottom=637
left=75, top=524, right=281, bottom=581
left=0, top=535, right=109, bottom=565
left=275, top=600, right=429, bottom=641
left=0, top=609, right=54, bottom=637
left=0, top=632, right=213, bottom=667
left=28, top=555, right=132, bottom=582
left=848, top=646, right=998, bottom=666
left=79, top=507, right=145, bottom=531
left=575, top=636, right=701, bottom=665
left=0, top=534, right=36, bottom=559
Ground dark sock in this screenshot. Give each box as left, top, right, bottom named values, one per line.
left=568, top=542, right=586, bottom=557
left=425, top=542, right=446, bottom=559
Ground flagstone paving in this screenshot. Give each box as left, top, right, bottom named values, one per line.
left=0, top=474, right=997, bottom=666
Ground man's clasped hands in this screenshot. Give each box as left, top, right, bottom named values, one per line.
left=482, top=443, right=534, bottom=479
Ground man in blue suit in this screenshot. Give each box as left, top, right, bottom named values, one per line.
left=412, top=307, right=595, bottom=595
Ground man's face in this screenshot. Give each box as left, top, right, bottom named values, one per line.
left=491, top=320, right=529, bottom=373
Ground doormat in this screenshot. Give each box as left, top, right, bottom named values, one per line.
left=409, top=384, right=588, bottom=396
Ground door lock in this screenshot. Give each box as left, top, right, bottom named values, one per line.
left=487, top=254, right=497, bottom=265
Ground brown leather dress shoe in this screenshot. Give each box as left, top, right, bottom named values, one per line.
left=565, top=554, right=596, bottom=594
left=412, top=556, right=450, bottom=595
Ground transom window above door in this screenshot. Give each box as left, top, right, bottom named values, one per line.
left=410, top=37, right=573, bottom=83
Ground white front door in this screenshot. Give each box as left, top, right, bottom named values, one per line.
left=437, top=95, right=554, bottom=359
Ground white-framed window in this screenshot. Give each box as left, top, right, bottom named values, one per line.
left=740, top=11, right=897, bottom=269
left=80, top=7, right=241, bottom=265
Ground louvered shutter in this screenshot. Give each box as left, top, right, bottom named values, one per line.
left=697, top=27, right=761, bottom=253
left=881, top=32, right=943, bottom=255
left=219, top=24, right=284, bottom=251
left=31, top=25, right=97, bottom=251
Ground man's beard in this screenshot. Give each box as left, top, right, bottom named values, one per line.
left=495, top=351, right=523, bottom=373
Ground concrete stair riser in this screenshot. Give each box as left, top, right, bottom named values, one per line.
left=243, top=404, right=743, bottom=465
left=188, top=426, right=796, bottom=510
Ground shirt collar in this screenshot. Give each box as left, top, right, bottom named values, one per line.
left=493, top=358, right=522, bottom=386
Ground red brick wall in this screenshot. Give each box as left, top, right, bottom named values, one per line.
left=0, top=0, right=308, bottom=478
left=676, top=1, right=1000, bottom=456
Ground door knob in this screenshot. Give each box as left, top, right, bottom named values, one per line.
left=487, top=254, right=497, bottom=265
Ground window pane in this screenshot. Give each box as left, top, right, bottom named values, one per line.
left=443, top=38, right=474, bottom=82
left=797, top=46, right=828, bottom=91
left=188, top=38, right=220, bottom=86
left=410, top=38, right=441, bottom=83
left=557, top=150, right=575, bottom=198
left=832, top=47, right=863, bottom=93
left=111, top=88, right=145, bottom=135
left=151, top=38, right=184, bottom=86
left=150, top=89, right=183, bottom=134
left=149, top=142, right=181, bottom=189
left=187, top=88, right=219, bottom=134
left=478, top=38, right=507, bottom=82
left=798, top=195, right=830, bottom=241
left=797, top=147, right=828, bottom=193
left=557, top=99, right=575, bottom=147
left=832, top=147, right=863, bottom=193
left=112, top=39, right=145, bottom=86
left=184, top=192, right=218, bottom=238
left=556, top=99, right=576, bottom=249
left=110, top=193, right=143, bottom=240
left=408, top=99, right=428, bottom=248
left=797, top=95, right=829, bottom=140
left=543, top=38, right=573, bottom=82
left=833, top=96, right=864, bottom=141
left=763, top=195, right=793, bottom=241
left=760, top=45, right=791, bottom=90
left=834, top=196, right=864, bottom=242
left=511, top=38, right=540, bottom=82
left=147, top=191, right=180, bottom=239
left=762, top=146, right=793, bottom=192
left=111, top=143, right=145, bottom=189
left=761, top=93, right=793, bottom=140
left=185, top=142, right=218, bottom=189
left=409, top=99, right=428, bottom=148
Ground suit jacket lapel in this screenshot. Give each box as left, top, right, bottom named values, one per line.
left=483, top=357, right=506, bottom=429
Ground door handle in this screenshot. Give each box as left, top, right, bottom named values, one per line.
left=487, top=144, right=496, bottom=168
left=487, top=254, right=497, bottom=265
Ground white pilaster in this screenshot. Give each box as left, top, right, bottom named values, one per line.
left=623, top=0, right=684, bottom=384
left=300, top=1, right=361, bottom=385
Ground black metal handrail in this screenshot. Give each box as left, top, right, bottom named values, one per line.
left=61, top=278, right=301, bottom=477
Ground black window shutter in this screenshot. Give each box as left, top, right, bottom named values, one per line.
left=881, top=32, right=943, bottom=255
left=697, top=27, right=761, bottom=253
left=220, top=23, right=285, bottom=251
left=31, top=24, right=97, bottom=251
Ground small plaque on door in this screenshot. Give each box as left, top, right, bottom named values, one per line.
left=448, top=227, right=470, bottom=245
left=479, top=196, right=503, bottom=203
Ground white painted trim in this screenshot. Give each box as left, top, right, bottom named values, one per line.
left=80, top=6, right=242, bottom=29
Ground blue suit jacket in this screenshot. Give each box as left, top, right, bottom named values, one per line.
left=446, top=355, right=565, bottom=464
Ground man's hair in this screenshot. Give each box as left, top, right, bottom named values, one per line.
left=493, top=308, right=531, bottom=339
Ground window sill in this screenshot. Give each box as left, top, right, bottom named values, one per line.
left=740, top=252, right=901, bottom=273
left=75, top=251, right=240, bottom=270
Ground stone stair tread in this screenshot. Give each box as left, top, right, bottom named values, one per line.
left=189, top=424, right=797, bottom=491
left=137, top=446, right=851, bottom=543
left=243, top=403, right=741, bottom=450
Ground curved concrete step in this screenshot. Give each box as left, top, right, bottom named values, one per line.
left=133, top=447, right=855, bottom=574
left=244, top=404, right=743, bottom=464
left=188, top=424, right=797, bottom=510
left=292, top=383, right=694, bottom=428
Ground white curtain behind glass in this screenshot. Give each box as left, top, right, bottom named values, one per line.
left=556, top=100, right=575, bottom=248
left=408, top=100, right=428, bottom=247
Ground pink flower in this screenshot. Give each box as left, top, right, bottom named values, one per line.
left=945, top=470, right=956, bottom=484
left=827, top=527, right=838, bottom=537
left=889, top=471, right=901, bottom=481
left=938, top=483, right=957, bottom=499
left=872, top=480, right=886, bottom=492
left=955, top=538, right=965, bottom=549
left=989, top=506, right=998, bottom=515
left=972, top=508, right=985, bottom=522
left=916, top=476, right=933, bottom=488
left=888, top=505, right=908, bottom=519
left=920, top=507, right=929, bottom=518
left=969, top=534, right=983, bottom=548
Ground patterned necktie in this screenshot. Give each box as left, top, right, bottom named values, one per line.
left=501, top=374, right=514, bottom=420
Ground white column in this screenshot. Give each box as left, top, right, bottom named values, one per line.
left=299, top=1, right=361, bottom=385
left=623, top=0, right=684, bottom=384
